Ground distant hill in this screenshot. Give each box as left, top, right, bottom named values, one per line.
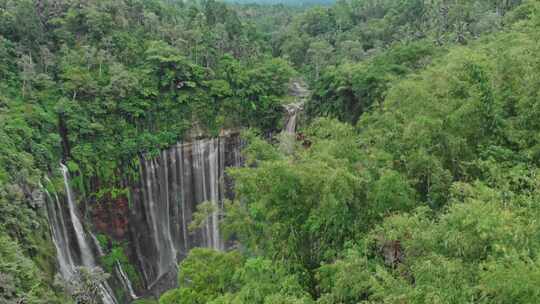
left=225, top=0, right=334, bottom=6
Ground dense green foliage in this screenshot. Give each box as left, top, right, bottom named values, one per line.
left=0, top=233, right=66, bottom=303
left=277, top=0, right=522, bottom=74
left=3, top=0, right=540, bottom=303
left=0, top=0, right=295, bottom=302
left=308, top=40, right=438, bottom=122
left=281, top=0, right=525, bottom=121
left=0, top=0, right=296, bottom=197
left=159, top=248, right=311, bottom=304
left=160, top=1, right=540, bottom=303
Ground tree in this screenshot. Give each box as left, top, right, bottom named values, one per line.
left=307, top=40, right=333, bottom=80
left=224, top=119, right=367, bottom=288
left=17, top=53, right=37, bottom=96
left=160, top=251, right=310, bottom=304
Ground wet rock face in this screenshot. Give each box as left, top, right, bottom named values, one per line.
left=46, top=134, right=243, bottom=302
left=129, top=134, right=243, bottom=295
left=93, top=196, right=130, bottom=240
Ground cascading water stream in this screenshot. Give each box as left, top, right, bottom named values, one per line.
left=44, top=185, right=75, bottom=278
left=131, top=134, right=242, bottom=293
left=116, top=261, right=138, bottom=300
left=284, top=103, right=302, bottom=134
left=279, top=80, right=308, bottom=156
left=283, top=80, right=308, bottom=135
left=88, top=229, right=139, bottom=301
left=61, top=164, right=95, bottom=267
left=90, top=232, right=105, bottom=257
left=45, top=164, right=118, bottom=304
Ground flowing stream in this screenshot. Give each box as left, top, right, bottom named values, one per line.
left=44, top=182, right=75, bottom=279
left=61, top=164, right=95, bottom=267
left=44, top=165, right=118, bottom=304
left=280, top=80, right=308, bottom=155
left=284, top=102, right=303, bottom=134
left=116, top=261, right=138, bottom=300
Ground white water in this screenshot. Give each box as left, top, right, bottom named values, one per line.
left=100, top=285, right=118, bottom=304
left=161, top=150, right=178, bottom=271
left=141, top=157, right=177, bottom=283
left=195, top=139, right=222, bottom=250
left=61, top=164, right=95, bottom=267
left=284, top=104, right=301, bottom=134
left=116, top=260, right=138, bottom=300
left=51, top=164, right=118, bottom=304
left=134, top=135, right=242, bottom=290
left=280, top=103, right=302, bottom=155
left=283, top=80, right=308, bottom=134
left=44, top=187, right=75, bottom=278
left=115, top=261, right=139, bottom=300
left=90, top=231, right=105, bottom=257
left=89, top=218, right=129, bottom=303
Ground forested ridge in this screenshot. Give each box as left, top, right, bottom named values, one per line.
left=2, top=0, right=540, bottom=303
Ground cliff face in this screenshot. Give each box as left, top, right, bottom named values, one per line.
left=50, top=115, right=298, bottom=301
left=127, top=133, right=243, bottom=295
left=93, top=196, right=130, bottom=240
left=62, top=103, right=302, bottom=300
left=61, top=133, right=244, bottom=300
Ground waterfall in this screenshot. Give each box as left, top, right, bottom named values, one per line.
left=131, top=133, right=243, bottom=293
left=279, top=80, right=308, bottom=155
left=44, top=186, right=75, bottom=278
left=138, top=157, right=177, bottom=282
left=44, top=164, right=118, bottom=304
left=283, top=79, right=308, bottom=134
left=90, top=232, right=105, bottom=257
left=100, top=285, right=118, bottom=304
left=284, top=103, right=302, bottom=134
left=281, top=103, right=302, bottom=154
left=61, top=164, right=95, bottom=267
left=116, top=261, right=138, bottom=300
left=90, top=225, right=127, bottom=303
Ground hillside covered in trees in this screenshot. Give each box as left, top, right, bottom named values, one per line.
left=2, top=0, right=540, bottom=303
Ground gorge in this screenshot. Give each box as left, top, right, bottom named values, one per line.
left=43, top=76, right=303, bottom=302
left=45, top=132, right=246, bottom=301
